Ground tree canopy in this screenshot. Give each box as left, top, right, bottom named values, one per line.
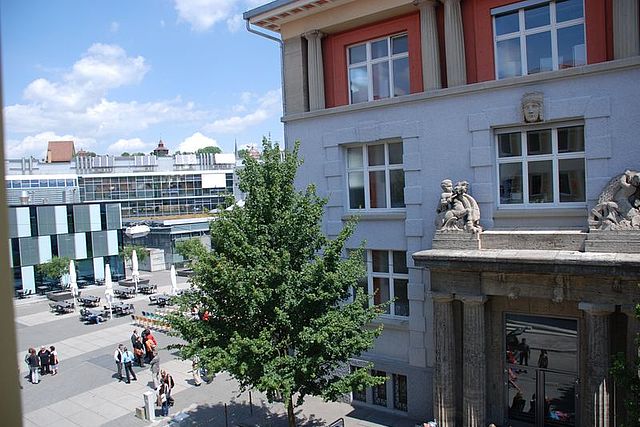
left=37, top=256, right=71, bottom=283
left=119, top=244, right=149, bottom=262
left=196, top=146, right=222, bottom=155
left=168, top=139, right=385, bottom=426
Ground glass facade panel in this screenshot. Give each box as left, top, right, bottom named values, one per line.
left=499, top=133, right=522, bottom=157
left=73, top=205, right=92, bottom=232
left=371, top=39, right=388, bottom=59
left=92, top=231, right=109, bottom=257
left=347, top=147, right=363, bottom=168
left=392, top=251, right=408, bottom=274
left=57, top=234, right=76, bottom=259
left=393, top=57, right=410, bottom=97
left=524, top=4, right=550, bottom=29
left=388, top=142, right=403, bottom=165
left=393, top=279, right=409, bottom=316
left=349, top=66, right=369, bottom=104
left=526, top=31, right=553, bottom=74
left=393, top=374, right=408, bottom=411
left=369, top=171, right=387, bottom=208
left=392, top=34, right=408, bottom=54
left=557, top=24, right=585, bottom=69
left=495, top=11, right=519, bottom=36
left=557, top=126, right=584, bottom=152
left=372, top=250, right=389, bottom=273
left=499, top=163, right=524, bottom=204
left=497, top=38, right=522, bottom=79
left=372, top=62, right=390, bottom=100
left=558, top=158, right=585, bottom=202
left=528, top=160, right=553, bottom=203
left=368, top=145, right=385, bottom=166
left=349, top=44, right=366, bottom=64
left=556, top=0, right=583, bottom=22
left=348, top=172, right=365, bottom=209
left=389, top=169, right=405, bottom=208
left=527, top=129, right=552, bottom=155
left=373, top=277, right=390, bottom=313
left=19, top=237, right=40, bottom=266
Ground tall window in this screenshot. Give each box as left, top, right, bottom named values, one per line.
left=346, top=141, right=405, bottom=210
left=348, top=34, right=409, bottom=104
left=493, top=0, right=585, bottom=79
left=497, top=124, right=585, bottom=206
left=371, top=370, right=387, bottom=406
left=393, top=373, right=408, bottom=412
left=367, top=250, right=409, bottom=317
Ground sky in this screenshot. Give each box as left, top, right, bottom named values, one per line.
left=0, top=0, right=283, bottom=159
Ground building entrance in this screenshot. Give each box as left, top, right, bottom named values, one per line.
left=505, top=314, right=578, bottom=427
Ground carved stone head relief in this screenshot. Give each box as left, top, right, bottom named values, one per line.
left=522, top=92, right=544, bottom=123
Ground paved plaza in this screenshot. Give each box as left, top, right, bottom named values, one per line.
left=15, top=270, right=422, bottom=427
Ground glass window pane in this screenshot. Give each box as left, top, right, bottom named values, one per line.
left=393, top=374, right=408, bottom=411
left=372, top=370, right=387, bottom=406
left=559, top=158, right=585, bottom=202
left=497, top=38, right=522, bottom=79
left=394, top=279, right=409, bottom=316
left=372, top=62, right=390, bottom=100
left=498, top=133, right=522, bottom=157
left=557, top=126, right=584, bottom=152
left=392, top=34, right=408, bottom=54
left=393, top=57, right=410, bottom=97
left=524, top=4, right=550, bottom=29
left=372, top=250, right=389, bottom=273
left=393, top=251, right=408, bottom=274
left=349, top=44, right=366, bottom=64
left=495, top=12, right=519, bottom=35
left=528, top=160, right=553, bottom=203
left=556, top=0, right=583, bottom=22
left=373, top=278, right=390, bottom=313
left=500, top=163, right=523, bottom=204
left=557, top=24, right=585, bottom=69
left=347, top=147, right=364, bottom=168
left=527, top=129, right=552, bottom=155
left=369, top=171, right=387, bottom=208
left=390, top=169, right=405, bottom=208
left=388, top=142, right=403, bottom=164
left=368, top=145, right=385, bottom=166
left=526, top=31, right=552, bottom=74
left=349, top=66, right=369, bottom=104
left=348, top=172, right=365, bottom=209
left=544, top=372, right=577, bottom=425
left=371, top=39, right=388, bottom=59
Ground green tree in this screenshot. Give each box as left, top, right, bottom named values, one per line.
left=168, top=139, right=385, bottom=426
left=121, top=152, right=131, bottom=157
left=37, top=256, right=71, bottom=285
left=611, top=303, right=640, bottom=426
left=237, top=148, right=249, bottom=159
left=196, top=146, right=222, bottom=155
left=175, top=238, right=207, bottom=268
left=119, top=244, right=149, bottom=264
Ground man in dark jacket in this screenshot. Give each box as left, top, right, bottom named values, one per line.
left=38, top=346, right=51, bottom=375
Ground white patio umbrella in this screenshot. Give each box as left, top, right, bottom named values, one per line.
left=131, top=250, right=140, bottom=294
left=68, top=259, right=78, bottom=312
left=104, top=264, right=114, bottom=320
left=170, top=265, right=178, bottom=295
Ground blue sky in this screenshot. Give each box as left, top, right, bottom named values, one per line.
left=1, top=0, right=283, bottom=159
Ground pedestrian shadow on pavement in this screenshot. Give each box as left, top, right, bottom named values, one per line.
left=166, top=400, right=326, bottom=427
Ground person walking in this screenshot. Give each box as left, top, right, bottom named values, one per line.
left=114, top=344, right=124, bottom=382
left=161, top=370, right=175, bottom=406
left=26, top=348, right=40, bottom=384
left=38, top=346, right=51, bottom=375
left=122, top=347, right=137, bottom=383
left=49, top=346, right=59, bottom=375
left=149, top=342, right=161, bottom=389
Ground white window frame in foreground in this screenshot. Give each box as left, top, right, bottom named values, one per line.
left=493, top=0, right=585, bottom=79
left=346, top=141, right=405, bottom=211
left=496, top=122, right=586, bottom=208
left=347, top=33, right=410, bottom=104
left=362, top=249, right=409, bottom=317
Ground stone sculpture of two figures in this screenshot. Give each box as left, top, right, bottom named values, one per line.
left=435, top=179, right=482, bottom=234
left=590, top=170, right=640, bottom=230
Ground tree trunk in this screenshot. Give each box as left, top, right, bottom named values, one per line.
left=287, top=397, right=296, bottom=427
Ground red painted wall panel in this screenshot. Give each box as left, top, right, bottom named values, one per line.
left=323, top=12, right=423, bottom=108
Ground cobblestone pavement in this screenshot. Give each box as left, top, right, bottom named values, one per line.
left=16, top=270, right=421, bottom=427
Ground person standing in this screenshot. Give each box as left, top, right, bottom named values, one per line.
left=38, top=346, right=51, bottom=375
left=149, top=342, right=161, bottom=389
left=49, top=346, right=59, bottom=375
left=27, top=348, right=40, bottom=384
left=538, top=349, right=549, bottom=369
left=156, top=380, right=169, bottom=416
left=161, top=370, right=175, bottom=406
left=133, top=337, right=145, bottom=367
left=518, top=338, right=530, bottom=366
left=191, top=357, right=202, bottom=386
left=114, top=344, right=124, bottom=382
left=122, top=347, right=137, bottom=383
left=130, top=329, right=140, bottom=349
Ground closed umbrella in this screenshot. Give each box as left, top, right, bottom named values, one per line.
left=170, top=265, right=178, bottom=295
left=69, top=259, right=78, bottom=311
left=131, top=250, right=140, bottom=294
left=104, top=264, right=114, bottom=320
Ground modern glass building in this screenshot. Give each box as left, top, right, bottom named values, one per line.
left=8, top=202, right=124, bottom=292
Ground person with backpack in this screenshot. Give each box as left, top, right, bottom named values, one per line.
left=113, top=344, right=124, bottom=382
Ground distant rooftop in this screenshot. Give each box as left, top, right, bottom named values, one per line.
left=46, top=141, right=75, bottom=163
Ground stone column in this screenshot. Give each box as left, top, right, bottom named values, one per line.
left=440, top=0, right=467, bottom=87
left=621, top=305, right=640, bottom=383
left=432, top=292, right=456, bottom=427
left=579, top=302, right=615, bottom=427
left=303, top=30, right=326, bottom=111
left=413, top=0, right=442, bottom=90
left=460, top=294, right=487, bottom=427
left=613, top=0, right=640, bottom=59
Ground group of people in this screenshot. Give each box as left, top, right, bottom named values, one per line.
left=24, top=345, right=58, bottom=384
left=113, top=329, right=175, bottom=417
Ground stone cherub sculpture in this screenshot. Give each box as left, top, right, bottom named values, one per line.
left=522, top=92, right=544, bottom=123
left=435, top=179, right=482, bottom=233
left=589, top=169, right=640, bottom=230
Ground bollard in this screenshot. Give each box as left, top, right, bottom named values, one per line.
left=143, top=390, right=156, bottom=421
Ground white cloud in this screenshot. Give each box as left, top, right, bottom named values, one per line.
left=110, top=21, right=120, bottom=33
left=177, top=132, right=219, bottom=153
left=160, top=19, right=166, bottom=28
left=7, top=131, right=96, bottom=159
left=204, top=89, right=281, bottom=134
left=107, top=137, right=154, bottom=155
left=226, top=14, right=244, bottom=33
left=174, top=0, right=263, bottom=32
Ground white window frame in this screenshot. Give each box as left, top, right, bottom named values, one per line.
left=495, top=121, right=586, bottom=208
left=492, top=0, right=586, bottom=79
left=347, top=33, right=409, bottom=104
left=366, top=249, right=409, bottom=317
left=345, top=141, right=405, bottom=211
